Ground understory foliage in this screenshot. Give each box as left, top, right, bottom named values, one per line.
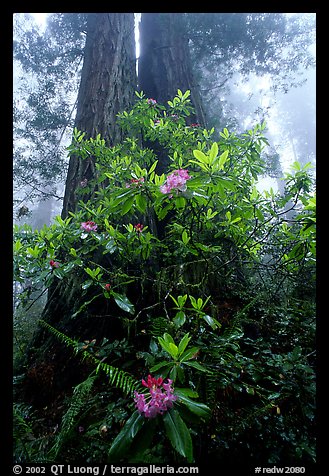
left=13, top=91, right=316, bottom=466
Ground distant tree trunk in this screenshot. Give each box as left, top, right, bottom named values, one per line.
left=138, top=13, right=206, bottom=128
left=32, top=188, right=54, bottom=230
left=62, top=13, right=136, bottom=219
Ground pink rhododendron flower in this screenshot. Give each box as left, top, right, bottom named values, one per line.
left=160, top=169, right=191, bottom=195
left=142, top=374, right=163, bottom=389
left=49, top=260, right=60, bottom=268
left=134, top=374, right=177, bottom=419
left=80, top=178, right=88, bottom=188
left=81, top=221, right=98, bottom=232
left=126, top=177, right=145, bottom=188
left=134, top=223, right=144, bottom=233
left=147, top=98, right=157, bottom=106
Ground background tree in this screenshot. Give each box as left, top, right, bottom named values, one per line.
left=13, top=13, right=86, bottom=213
left=183, top=12, right=316, bottom=191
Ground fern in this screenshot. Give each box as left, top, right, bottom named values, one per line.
left=38, top=319, right=142, bottom=397
left=50, top=374, right=96, bottom=459
left=13, top=403, right=34, bottom=461
left=149, top=316, right=173, bottom=337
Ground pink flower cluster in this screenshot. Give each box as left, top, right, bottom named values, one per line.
left=160, top=169, right=191, bottom=195
left=134, top=374, right=177, bottom=419
left=81, top=221, right=98, bottom=232
left=147, top=98, right=157, bottom=106
left=80, top=178, right=88, bottom=188
left=134, top=223, right=144, bottom=233
left=126, top=177, right=145, bottom=188
left=49, top=260, right=60, bottom=268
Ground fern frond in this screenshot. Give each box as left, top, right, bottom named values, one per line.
left=95, top=361, right=142, bottom=396
left=38, top=320, right=142, bottom=397
left=149, top=316, right=172, bottom=337
left=50, top=374, right=96, bottom=459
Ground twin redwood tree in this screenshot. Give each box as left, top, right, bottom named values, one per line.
left=62, top=12, right=205, bottom=219
left=23, top=12, right=206, bottom=395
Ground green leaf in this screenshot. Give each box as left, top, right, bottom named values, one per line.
left=174, top=388, right=199, bottom=398
left=121, top=196, right=135, bottom=216
left=175, top=390, right=211, bottom=419
left=182, top=90, right=190, bottom=100
left=104, top=239, right=116, bottom=254
left=150, top=361, right=173, bottom=373
left=209, top=142, right=218, bottom=162
left=175, top=196, right=186, bottom=208
left=169, top=295, right=180, bottom=307
left=112, top=292, right=135, bottom=314
left=13, top=240, right=23, bottom=253
left=202, top=314, right=221, bottom=330
left=163, top=408, right=193, bottom=462
left=181, top=230, right=190, bottom=245
left=148, top=160, right=158, bottom=174
left=188, top=160, right=210, bottom=172
left=163, top=332, right=175, bottom=344
left=84, top=267, right=101, bottom=279
left=108, top=411, right=144, bottom=460
left=184, top=361, right=208, bottom=372
left=177, top=333, right=191, bottom=356
left=53, top=268, right=64, bottom=280
left=135, top=193, right=147, bottom=214
left=82, top=279, right=93, bottom=290
left=128, top=418, right=157, bottom=459
left=168, top=342, right=179, bottom=359
left=192, top=149, right=209, bottom=164
left=179, top=346, right=200, bottom=362
left=173, top=311, right=186, bottom=328
left=69, top=247, right=77, bottom=257
left=177, top=294, right=188, bottom=307
left=189, top=295, right=197, bottom=309
left=158, top=336, right=175, bottom=356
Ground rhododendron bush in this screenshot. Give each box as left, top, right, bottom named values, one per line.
left=13, top=91, right=316, bottom=465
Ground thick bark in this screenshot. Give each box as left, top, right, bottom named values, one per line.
left=138, top=13, right=207, bottom=236
left=138, top=13, right=206, bottom=127
left=62, top=13, right=136, bottom=219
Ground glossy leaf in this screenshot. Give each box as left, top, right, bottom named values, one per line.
left=163, top=408, right=193, bottom=462
left=112, top=292, right=135, bottom=314
left=108, top=410, right=144, bottom=460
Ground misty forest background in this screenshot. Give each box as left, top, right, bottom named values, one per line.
left=13, top=13, right=316, bottom=467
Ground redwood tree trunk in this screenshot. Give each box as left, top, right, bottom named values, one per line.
left=138, top=13, right=207, bottom=234
left=62, top=13, right=136, bottom=219
left=138, top=13, right=206, bottom=127
left=19, top=14, right=137, bottom=404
